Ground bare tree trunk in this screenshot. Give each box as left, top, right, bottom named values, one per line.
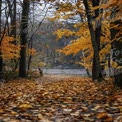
left=19, top=0, right=30, bottom=77
left=11, top=0, right=16, bottom=39
left=12, top=0, right=18, bottom=71
left=27, top=1, right=34, bottom=71
left=92, top=0, right=103, bottom=81
left=83, top=0, right=102, bottom=81
left=0, top=0, right=3, bottom=79
left=28, top=39, right=33, bottom=71
left=6, top=0, right=18, bottom=71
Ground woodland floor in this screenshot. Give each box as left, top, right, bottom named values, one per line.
left=0, top=75, right=122, bottom=122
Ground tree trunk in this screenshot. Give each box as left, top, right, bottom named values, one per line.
left=12, top=0, right=18, bottom=71
left=111, top=19, right=122, bottom=88
left=85, top=68, right=91, bottom=77
left=0, top=0, right=3, bottom=79
left=10, top=0, right=16, bottom=39
left=7, top=0, right=17, bottom=71
left=19, top=0, right=30, bottom=77
left=92, top=0, right=103, bottom=81
left=83, top=0, right=102, bottom=81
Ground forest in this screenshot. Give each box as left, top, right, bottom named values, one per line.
left=0, top=0, right=122, bottom=121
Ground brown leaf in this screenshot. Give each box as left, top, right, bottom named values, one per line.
left=96, top=112, right=108, bottom=119
left=104, top=117, right=113, bottom=122
left=38, top=114, right=50, bottom=122
left=0, top=109, right=4, bottom=114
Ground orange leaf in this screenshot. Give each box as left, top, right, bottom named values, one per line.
left=96, top=112, right=108, bottom=119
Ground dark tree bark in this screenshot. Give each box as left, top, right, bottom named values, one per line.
left=27, top=38, right=33, bottom=71
left=11, top=0, right=18, bottom=71
left=0, top=0, right=3, bottom=79
left=10, top=0, right=16, bottom=38
left=92, top=0, right=103, bottom=81
left=19, top=0, right=30, bottom=77
left=111, top=20, right=122, bottom=88
left=83, top=0, right=102, bottom=81
left=7, top=0, right=18, bottom=71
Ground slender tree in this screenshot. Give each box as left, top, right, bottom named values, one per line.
left=0, top=0, right=3, bottom=79
left=19, top=0, right=30, bottom=77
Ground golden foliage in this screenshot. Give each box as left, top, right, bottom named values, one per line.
left=54, top=29, right=75, bottom=40
left=0, top=35, right=20, bottom=59
left=55, top=20, right=112, bottom=69
left=28, top=48, right=36, bottom=56
left=102, top=0, right=122, bottom=8
left=50, top=0, right=121, bottom=71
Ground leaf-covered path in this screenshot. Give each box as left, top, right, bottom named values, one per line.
left=0, top=75, right=122, bottom=122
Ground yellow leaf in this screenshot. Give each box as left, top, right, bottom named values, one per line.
left=119, top=106, right=122, bottom=112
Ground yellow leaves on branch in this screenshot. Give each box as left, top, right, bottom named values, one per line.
left=54, top=29, right=75, bottom=40
left=48, top=14, right=61, bottom=22
left=28, top=48, right=36, bottom=56
left=101, top=0, right=122, bottom=8
left=56, top=2, right=74, bottom=12
left=48, top=3, right=75, bottom=22
left=100, top=44, right=111, bottom=61
left=75, top=24, right=90, bottom=37
left=91, top=0, right=122, bottom=10
left=59, top=37, right=92, bottom=56
left=56, top=22, right=92, bottom=56
left=0, top=35, right=20, bottom=59
left=48, top=2, right=85, bottom=22
left=55, top=23, right=93, bottom=69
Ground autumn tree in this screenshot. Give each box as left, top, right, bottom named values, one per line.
left=6, top=0, right=18, bottom=71
left=83, top=0, right=103, bottom=81
left=97, top=0, right=122, bottom=87
left=48, top=0, right=104, bottom=80
left=107, top=0, right=122, bottom=87
left=111, top=19, right=122, bottom=88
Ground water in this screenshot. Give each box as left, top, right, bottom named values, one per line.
left=42, top=68, right=89, bottom=76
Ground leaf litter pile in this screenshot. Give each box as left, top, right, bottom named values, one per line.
left=0, top=75, right=122, bottom=122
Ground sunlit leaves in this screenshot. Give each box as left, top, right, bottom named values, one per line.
left=55, top=22, right=93, bottom=69
left=54, top=29, right=75, bottom=39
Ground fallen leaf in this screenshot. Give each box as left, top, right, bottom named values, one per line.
left=104, top=117, right=113, bottom=122
left=38, top=114, right=50, bottom=122
left=18, top=103, right=32, bottom=109
left=63, top=109, right=72, bottom=114
left=119, top=106, right=122, bottom=112
left=0, top=109, right=4, bottom=114
left=96, top=112, right=108, bottom=119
